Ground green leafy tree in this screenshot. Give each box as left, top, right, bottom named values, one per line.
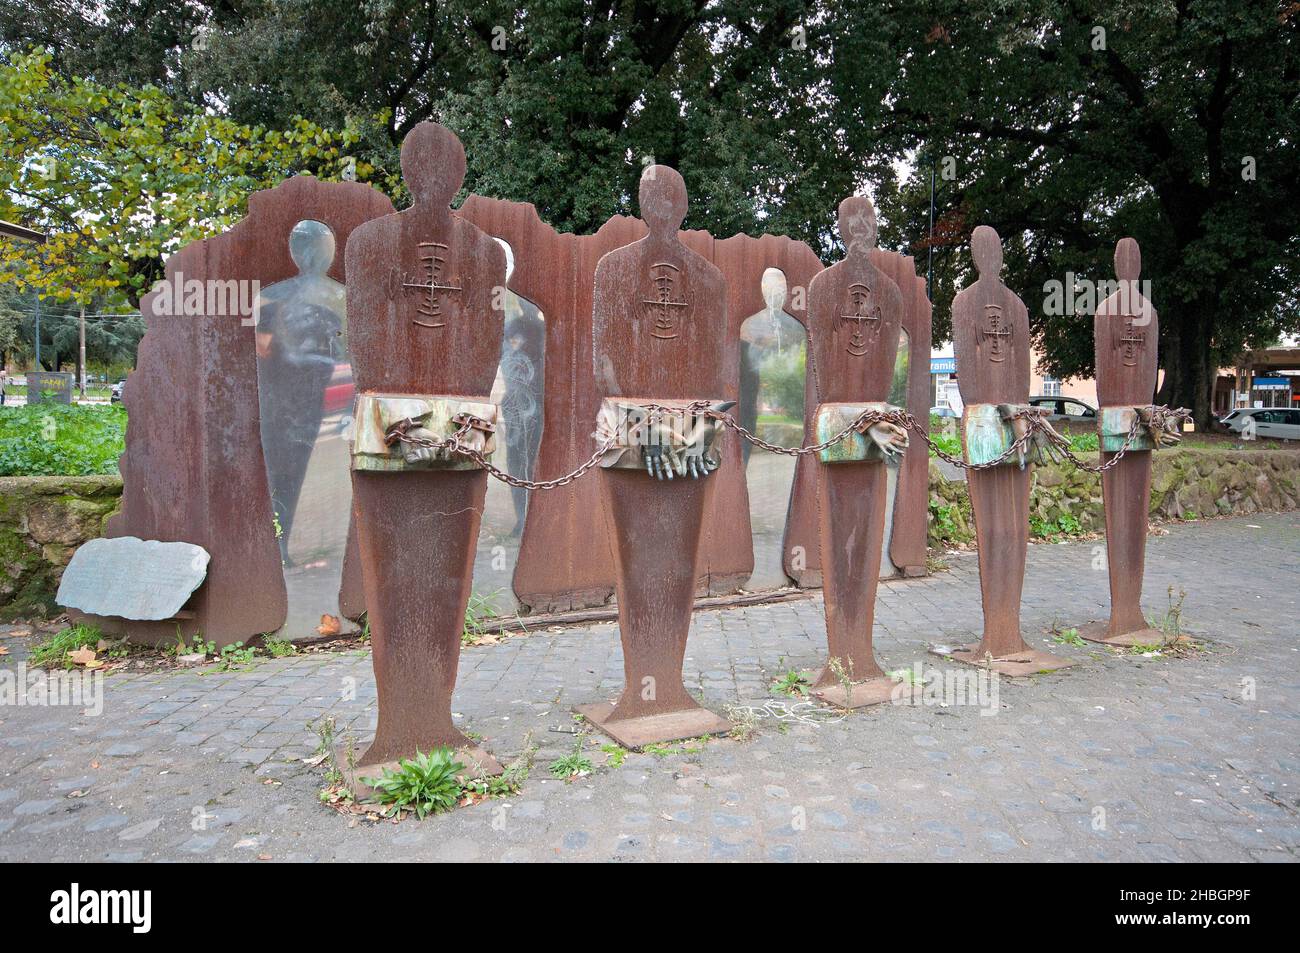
left=6, top=1, right=1296, bottom=428
left=0, top=50, right=387, bottom=307
left=875, top=0, right=1300, bottom=426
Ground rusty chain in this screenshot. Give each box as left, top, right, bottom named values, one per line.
left=384, top=417, right=618, bottom=490
left=383, top=403, right=1191, bottom=491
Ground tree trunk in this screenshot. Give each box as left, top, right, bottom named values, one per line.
left=1166, top=299, right=1216, bottom=429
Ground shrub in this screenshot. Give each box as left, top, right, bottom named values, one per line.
left=363, top=748, right=465, bottom=819
left=0, top=404, right=126, bottom=476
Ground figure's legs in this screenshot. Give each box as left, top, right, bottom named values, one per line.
left=967, top=465, right=1031, bottom=657
left=1090, top=450, right=1159, bottom=643
left=943, top=463, right=1075, bottom=675
left=577, top=467, right=731, bottom=746
left=351, top=469, right=489, bottom=766
left=602, top=468, right=710, bottom=717
left=815, top=461, right=887, bottom=685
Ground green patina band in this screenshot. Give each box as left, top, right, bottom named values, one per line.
left=814, top=402, right=898, bottom=464
left=1099, top=406, right=1157, bottom=452
left=962, top=403, right=1015, bottom=466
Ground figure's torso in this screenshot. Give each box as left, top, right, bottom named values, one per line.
left=347, top=209, right=506, bottom=397
left=808, top=257, right=904, bottom=404
left=592, top=237, right=727, bottom=399
left=953, top=278, right=1030, bottom=406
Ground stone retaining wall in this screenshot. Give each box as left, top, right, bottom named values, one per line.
left=0, top=476, right=123, bottom=620
left=928, top=448, right=1300, bottom=547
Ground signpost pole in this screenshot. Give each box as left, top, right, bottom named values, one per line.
left=78, top=305, right=87, bottom=399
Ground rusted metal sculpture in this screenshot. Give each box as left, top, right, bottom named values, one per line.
left=942, top=226, right=1074, bottom=676
left=344, top=122, right=504, bottom=774
left=706, top=235, right=818, bottom=588
left=805, top=197, right=910, bottom=706
left=459, top=200, right=788, bottom=612
left=785, top=248, right=931, bottom=587
left=1079, top=238, right=1173, bottom=646
left=80, top=175, right=391, bottom=647
left=575, top=165, right=732, bottom=748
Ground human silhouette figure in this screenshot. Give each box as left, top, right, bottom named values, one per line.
left=255, top=219, right=347, bottom=567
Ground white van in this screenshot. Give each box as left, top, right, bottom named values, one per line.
left=1221, top=407, right=1300, bottom=440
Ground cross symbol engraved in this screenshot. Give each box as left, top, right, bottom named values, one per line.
left=1116, top=317, right=1145, bottom=367
left=840, top=282, right=880, bottom=357
left=643, top=262, right=688, bottom=340
left=403, top=242, right=462, bottom=328
left=981, top=305, right=1012, bottom=362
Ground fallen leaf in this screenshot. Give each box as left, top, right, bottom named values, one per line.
left=67, top=789, right=89, bottom=798
left=257, top=853, right=272, bottom=861
left=68, top=647, right=97, bottom=666
left=0, top=646, right=8, bottom=656
left=317, top=614, right=341, bottom=636
left=302, top=752, right=329, bottom=767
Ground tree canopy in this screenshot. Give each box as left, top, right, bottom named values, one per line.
left=1, top=0, right=1296, bottom=422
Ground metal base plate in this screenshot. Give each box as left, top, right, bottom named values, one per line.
left=813, top=675, right=900, bottom=709
left=1076, top=621, right=1170, bottom=648
left=575, top=701, right=732, bottom=750
left=339, top=744, right=503, bottom=800
left=933, top=644, right=1077, bottom=677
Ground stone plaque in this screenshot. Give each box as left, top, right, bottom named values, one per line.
left=57, top=536, right=210, bottom=621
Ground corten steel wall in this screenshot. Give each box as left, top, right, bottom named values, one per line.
left=72, top=186, right=929, bottom=639
left=78, top=176, right=394, bottom=647
left=459, top=196, right=932, bottom=612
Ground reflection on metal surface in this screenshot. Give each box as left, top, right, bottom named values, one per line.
left=740, top=268, right=806, bottom=587
left=469, top=239, right=546, bottom=615
left=255, top=219, right=351, bottom=635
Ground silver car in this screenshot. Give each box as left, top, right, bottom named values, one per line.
left=1221, top=407, right=1300, bottom=440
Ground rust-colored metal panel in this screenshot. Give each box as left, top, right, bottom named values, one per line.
left=345, top=123, right=504, bottom=772
left=878, top=252, right=933, bottom=577
left=946, top=226, right=1072, bottom=674
left=575, top=166, right=731, bottom=747
left=804, top=198, right=904, bottom=706
left=786, top=248, right=931, bottom=586
left=457, top=203, right=815, bottom=609
left=457, top=196, right=643, bottom=612
left=1083, top=238, right=1163, bottom=645
left=706, top=235, right=823, bottom=587
left=91, top=175, right=392, bottom=647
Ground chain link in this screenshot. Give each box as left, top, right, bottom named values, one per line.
left=382, top=403, right=1191, bottom=490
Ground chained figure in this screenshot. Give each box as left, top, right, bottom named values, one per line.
left=575, top=164, right=734, bottom=748
left=944, top=226, right=1074, bottom=675
left=804, top=196, right=910, bottom=707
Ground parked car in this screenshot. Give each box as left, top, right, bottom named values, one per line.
left=1028, top=396, right=1097, bottom=422
left=1221, top=407, right=1300, bottom=440
left=930, top=405, right=958, bottom=419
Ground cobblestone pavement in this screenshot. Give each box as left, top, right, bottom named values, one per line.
left=1, top=514, right=1297, bottom=862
